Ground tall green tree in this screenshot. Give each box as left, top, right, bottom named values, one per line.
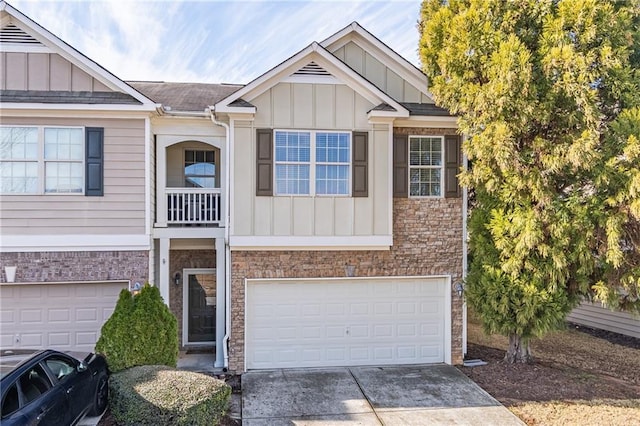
left=420, top=0, right=640, bottom=362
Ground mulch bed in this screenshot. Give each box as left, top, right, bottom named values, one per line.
left=459, top=327, right=640, bottom=408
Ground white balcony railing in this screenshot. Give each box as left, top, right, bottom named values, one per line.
left=165, top=188, right=222, bottom=225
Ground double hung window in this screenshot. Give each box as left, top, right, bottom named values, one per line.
left=0, top=126, right=84, bottom=194
left=409, top=136, right=443, bottom=197
left=184, top=149, right=215, bottom=188
left=274, top=130, right=350, bottom=196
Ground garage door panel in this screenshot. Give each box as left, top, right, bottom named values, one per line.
left=1, top=282, right=127, bottom=351
left=246, top=277, right=448, bottom=369
left=48, top=308, right=70, bottom=322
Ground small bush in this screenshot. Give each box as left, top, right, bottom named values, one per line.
left=96, top=284, right=178, bottom=372
left=109, top=365, right=230, bottom=426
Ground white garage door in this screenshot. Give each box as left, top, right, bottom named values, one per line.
left=246, top=277, right=450, bottom=369
left=0, top=281, right=128, bottom=351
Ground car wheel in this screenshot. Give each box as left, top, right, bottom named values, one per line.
left=88, top=374, right=108, bottom=416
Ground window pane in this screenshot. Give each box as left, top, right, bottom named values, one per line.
left=275, top=164, right=310, bottom=195
left=184, top=149, right=215, bottom=188
left=44, top=128, right=83, bottom=160
left=316, top=164, right=348, bottom=195
left=409, top=136, right=442, bottom=166
left=0, top=161, right=38, bottom=193
left=45, top=162, right=83, bottom=193
left=1, top=127, right=38, bottom=160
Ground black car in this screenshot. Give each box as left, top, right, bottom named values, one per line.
left=0, top=349, right=109, bottom=425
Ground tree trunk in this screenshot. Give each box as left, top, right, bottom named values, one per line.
left=505, top=333, right=533, bottom=364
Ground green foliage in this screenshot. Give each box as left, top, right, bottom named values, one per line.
left=109, top=365, right=230, bottom=426
left=420, top=0, right=640, bottom=351
left=95, top=284, right=178, bottom=372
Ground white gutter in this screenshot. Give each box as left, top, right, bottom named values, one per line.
left=208, top=108, right=232, bottom=371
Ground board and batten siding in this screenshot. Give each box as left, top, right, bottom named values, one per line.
left=232, top=82, right=391, bottom=238
left=332, top=42, right=430, bottom=104
left=0, top=117, right=146, bottom=235
left=567, top=302, right=640, bottom=338
left=0, top=52, right=113, bottom=92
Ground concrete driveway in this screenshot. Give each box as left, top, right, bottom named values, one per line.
left=242, top=364, right=524, bottom=425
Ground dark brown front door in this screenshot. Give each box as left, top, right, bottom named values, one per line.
left=188, top=273, right=216, bottom=343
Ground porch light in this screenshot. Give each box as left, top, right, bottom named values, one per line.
left=174, top=271, right=182, bottom=286
left=345, top=265, right=355, bottom=277
left=454, top=282, right=465, bottom=297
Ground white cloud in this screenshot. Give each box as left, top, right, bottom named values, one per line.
left=10, top=0, right=422, bottom=83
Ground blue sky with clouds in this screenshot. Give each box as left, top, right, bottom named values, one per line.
left=11, top=0, right=423, bottom=84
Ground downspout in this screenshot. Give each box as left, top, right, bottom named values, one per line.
left=462, top=136, right=469, bottom=357
left=209, top=109, right=231, bottom=370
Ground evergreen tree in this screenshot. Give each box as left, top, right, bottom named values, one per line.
left=420, top=0, right=640, bottom=362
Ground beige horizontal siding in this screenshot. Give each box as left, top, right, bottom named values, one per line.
left=0, top=117, right=146, bottom=236
left=567, top=302, right=640, bottom=338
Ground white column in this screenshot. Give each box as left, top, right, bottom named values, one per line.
left=156, top=140, right=167, bottom=227
left=215, top=237, right=226, bottom=368
left=159, top=238, right=170, bottom=307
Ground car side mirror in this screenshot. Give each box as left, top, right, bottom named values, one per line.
left=77, top=361, right=88, bottom=373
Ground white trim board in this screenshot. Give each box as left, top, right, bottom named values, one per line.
left=0, top=234, right=151, bottom=252
left=229, top=235, right=393, bottom=250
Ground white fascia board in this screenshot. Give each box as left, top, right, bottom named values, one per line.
left=0, top=103, right=159, bottom=112
left=1, top=2, right=156, bottom=107
left=368, top=109, right=408, bottom=119
left=321, top=22, right=435, bottom=103
left=213, top=105, right=257, bottom=114
left=214, top=42, right=409, bottom=117
left=1, top=234, right=151, bottom=252
left=152, top=227, right=225, bottom=239
left=229, top=235, right=392, bottom=251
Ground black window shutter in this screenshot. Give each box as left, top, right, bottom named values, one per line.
left=85, top=127, right=104, bottom=196
left=393, top=134, right=408, bottom=198
left=444, top=135, right=462, bottom=198
left=352, top=131, right=368, bottom=197
left=256, top=129, right=273, bottom=196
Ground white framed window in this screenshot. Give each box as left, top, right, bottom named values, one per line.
left=184, top=149, right=215, bottom=188
left=409, top=135, right=443, bottom=197
left=274, top=130, right=351, bottom=196
left=0, top=126, right=85, bottom=194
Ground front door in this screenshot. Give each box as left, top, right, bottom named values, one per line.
left=186, top=270, right=216, bottom=344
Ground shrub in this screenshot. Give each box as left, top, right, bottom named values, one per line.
left=109, top=365, right=230, bottom=426
left=96, top=284, right=178, bottom=372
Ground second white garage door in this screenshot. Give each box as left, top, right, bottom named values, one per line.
left=0, top=281, right=128, bottom=352
left=245, top=277, right=450, bottom=369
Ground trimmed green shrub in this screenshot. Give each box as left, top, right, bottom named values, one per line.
left=96, top=284, right=178, bottom=372
left=109, top=365, right=230, bottom=426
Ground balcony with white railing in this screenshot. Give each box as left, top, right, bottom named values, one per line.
left=164, top=188, right=222, bottom=226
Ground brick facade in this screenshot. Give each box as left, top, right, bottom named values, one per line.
left=230, top=197, right=464, bottom=371
left=168, top=249, right=216, bottom=349
left=0, top=251, right=148, bottom=284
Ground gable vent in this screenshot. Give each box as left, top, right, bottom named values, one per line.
left=0, top=24, right=44, bottom=45
left=293, top=62, right=332, bottom=77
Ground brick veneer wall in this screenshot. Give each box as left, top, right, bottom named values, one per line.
left=0, top=251, right=148, bottom=284
left=230, top=197, right=464, bottom=371
left=168, top=249, right=216, bottom=349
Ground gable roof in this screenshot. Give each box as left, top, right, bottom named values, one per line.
left=214, top=41, right=409, bottom=118
left=321, top=22, right=434, bottom=103
left=129, top=82, right=243, bottom=112
left=0, top=1, right=157, bottom=110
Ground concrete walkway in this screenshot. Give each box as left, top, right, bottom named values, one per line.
left=243, top=364, right=524, bottom=425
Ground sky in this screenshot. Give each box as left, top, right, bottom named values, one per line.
left=10, top=0, right=424, bottom=84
